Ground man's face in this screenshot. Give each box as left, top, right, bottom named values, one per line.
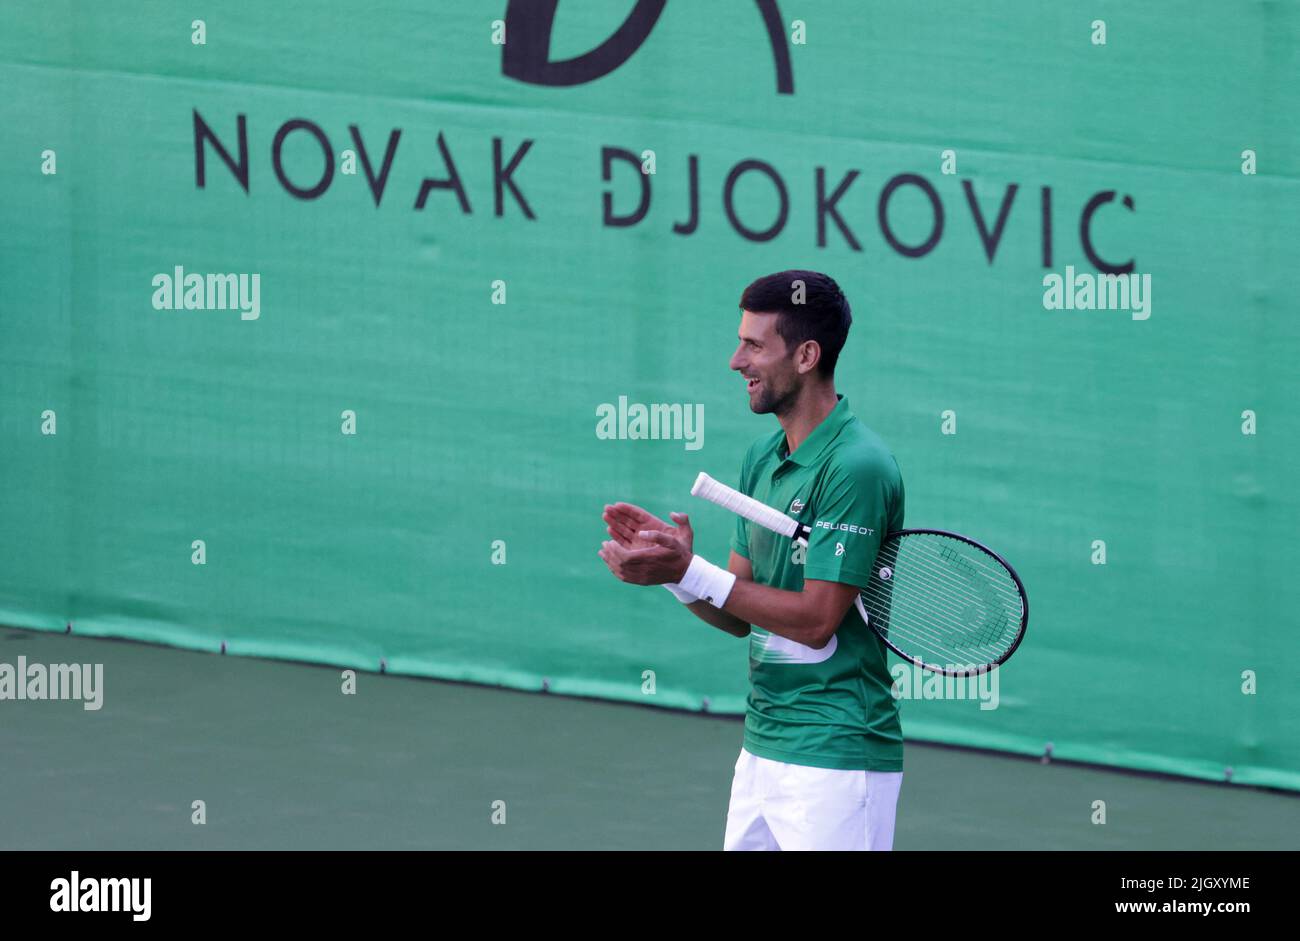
left=729, top=310, right=799, bottom=415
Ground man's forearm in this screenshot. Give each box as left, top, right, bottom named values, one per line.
left=683, top=599, right=751, bottom=637
left=721, top=578, right=826, bottom=647
left=678, top=578, right=825, bottom=646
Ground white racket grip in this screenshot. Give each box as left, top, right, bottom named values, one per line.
left=691, top=472, right=800, bottom=540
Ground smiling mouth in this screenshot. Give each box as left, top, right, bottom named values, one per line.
left=745, top=376, right=760, bottom=391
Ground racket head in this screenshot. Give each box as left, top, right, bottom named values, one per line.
left=855, top=529, right=1028, bottom=677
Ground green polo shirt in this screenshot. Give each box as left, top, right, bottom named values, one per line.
left=729, top=394, right=905, bottom=771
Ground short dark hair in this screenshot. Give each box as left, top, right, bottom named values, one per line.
left=739, top=270, right=852, bottom=378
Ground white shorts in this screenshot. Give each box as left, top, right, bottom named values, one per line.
left=723, top=747, right=903, bottom=851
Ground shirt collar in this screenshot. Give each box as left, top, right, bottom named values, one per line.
left=777, top=394, right=854, bottom=466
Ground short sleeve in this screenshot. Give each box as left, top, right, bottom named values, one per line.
left=802, top=457, right=896, bottom=590
left=729, top=446, right=754, bottom=560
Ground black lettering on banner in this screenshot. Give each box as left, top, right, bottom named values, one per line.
left=185, top=114, right=1142, bottom=277
left=272, top=119, right=334, bottom=200
left=1080, top=190, right=1136, bottom=274
left=963, top=180, right=1018, bottom=263
left=723, top=159, right=789, bottom=243
left=672, top=155, right=700, bottom=236
left=1040, top=186, right=1053, bottom=268
left=878, top=173, right=944, bottom=258
left=349, top=126, right=402, bottom=208
left=494, top=137, right=536, bottom=219
left=193, top=110, right=248, bottom=192
left=413, top=132, right=471, bottom=213
left=601, top=147, right=650, bottom=228
left=816, top=168, right=862, bottom=251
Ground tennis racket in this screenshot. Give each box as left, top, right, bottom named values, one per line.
left=691, top=472, right=1028, bottom=677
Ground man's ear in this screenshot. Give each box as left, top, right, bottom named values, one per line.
left=796, top=339, right=822, bottom=375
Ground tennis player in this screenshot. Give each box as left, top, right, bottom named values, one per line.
left=599, top=270, right=905, bottom=851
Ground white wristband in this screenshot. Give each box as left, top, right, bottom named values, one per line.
left=663, top=582, right=698, bottom=603
left=677, top=555, right=738, bottom=609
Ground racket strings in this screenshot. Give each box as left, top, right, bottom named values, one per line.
left=902, top=540, right=1021, bottom=628
left=863, top=583, right=999, bottom=666
left=865, top=601, right=991, bottom=667
left=861, top=584, right=1012, bottom=667
left=878, top=569, right=1020, bottom=654
left=933, top=542, right=1021, bottom=645
left=865, top=554, right=1012, bottom=644
left=860, top=534, right=1024, bottom=670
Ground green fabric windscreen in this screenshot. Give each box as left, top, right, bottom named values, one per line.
left=1, top=1, right=1296, bottom=790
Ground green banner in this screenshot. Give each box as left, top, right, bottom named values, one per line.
left=1, top=0, right=1297, bottom=790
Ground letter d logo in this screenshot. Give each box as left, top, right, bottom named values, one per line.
left=502, top=0, right=794, bottom=94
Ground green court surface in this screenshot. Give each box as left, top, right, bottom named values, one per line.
left=1, top=625, right=1294, bottom=851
